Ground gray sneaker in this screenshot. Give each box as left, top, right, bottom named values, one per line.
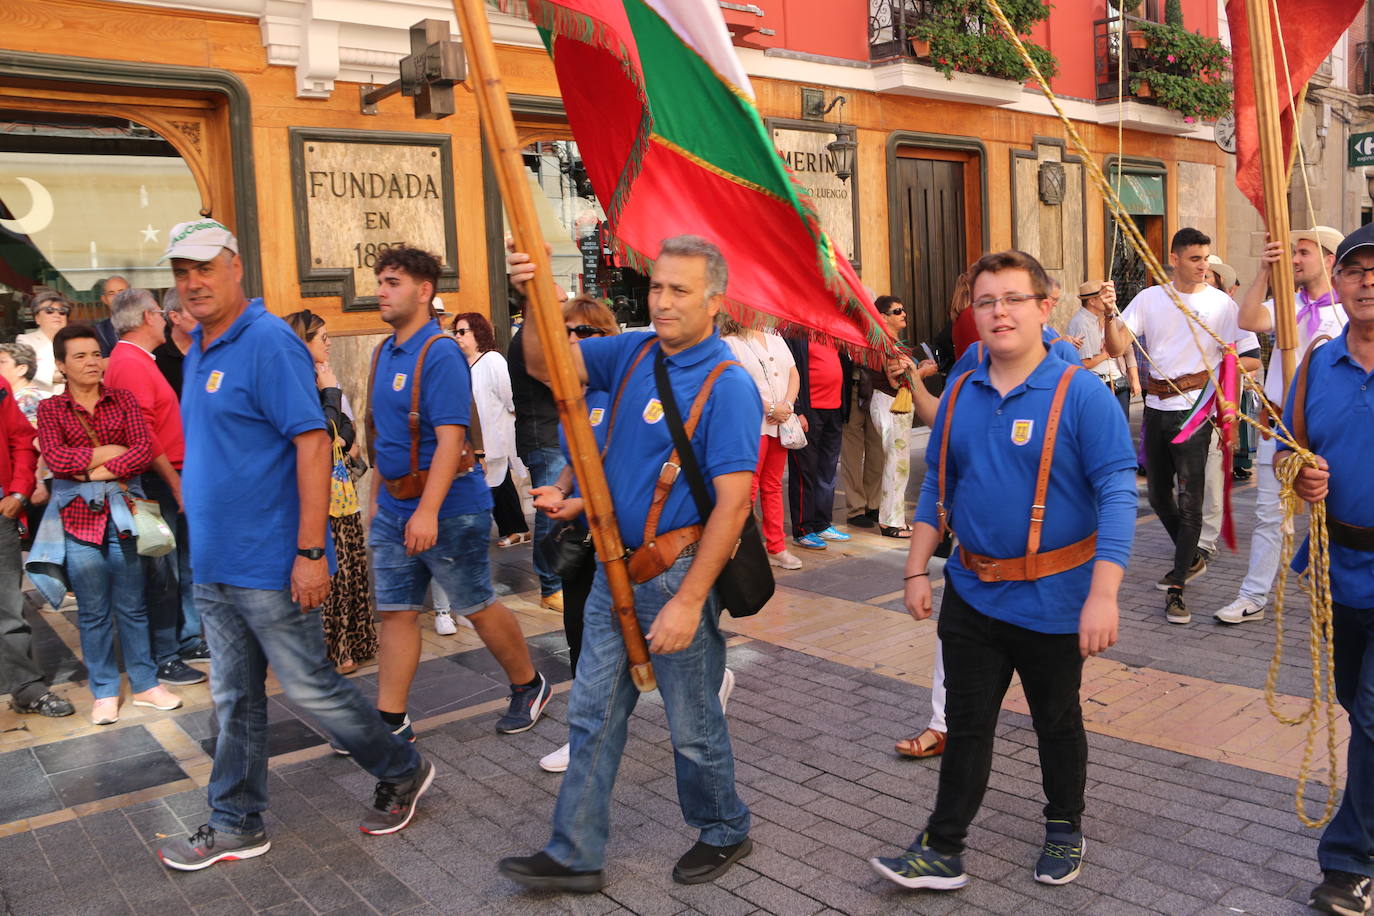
left=157, top=825, right=270, bottom=871
left=359, top=758, right=434, bottom=835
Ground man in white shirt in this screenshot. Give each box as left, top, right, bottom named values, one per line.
left=1068, top=280, right=1138, bottom=418
left=1212, top=226, right=1347, bottom=625
left=1105, top=228, right=1243, bottom=625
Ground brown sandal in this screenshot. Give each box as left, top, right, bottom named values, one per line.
left=895, top=727, right=946, bottom=759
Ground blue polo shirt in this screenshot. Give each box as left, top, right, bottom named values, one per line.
left=580, top=330, right=762, bottom=548
left=915, top=350, right=1137, bottom=633
left=951, top=328, right=1083, bottom=378
left=559, top=389, right=612, bottom=500
left=370, top=321, right=492, bottom=520
left=1280, top=328, right=1374, bottom=609
left=181, top=299, right=332, bottom=590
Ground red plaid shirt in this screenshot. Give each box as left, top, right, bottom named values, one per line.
left=36, top=386, right=154, bottom=545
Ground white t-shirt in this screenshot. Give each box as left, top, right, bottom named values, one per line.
left=1254, top=294, right=1348, bottom=463
left=725, top=331, right=796, bottom=437
left=1120, top=283, right=1242, bottom=411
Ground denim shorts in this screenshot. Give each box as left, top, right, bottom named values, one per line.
left=369, top=507, right=496, bottom=615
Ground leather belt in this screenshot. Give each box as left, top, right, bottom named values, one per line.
left=626, top=525, right=703, bottom=584
left=1329, top=517, right=1374, bottom=553
left=959, top=534, right=1097, bottom=583
left=1146, top=370, right=1209, bottom=397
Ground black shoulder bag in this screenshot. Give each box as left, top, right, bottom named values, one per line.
left=653, top=350, right=774, bottom=618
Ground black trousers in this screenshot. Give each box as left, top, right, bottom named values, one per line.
left=787, top=406, right=844, bottom=537
left=490, top=468, right=530, bottom=538
left=925, top=584, right=1087, bottom=856
left=561, top=554, right=597, bottom=676
left=1143, top=406, right=1212, bottom=586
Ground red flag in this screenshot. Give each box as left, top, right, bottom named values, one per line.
left=1226, top=0, right=1362, bottom=216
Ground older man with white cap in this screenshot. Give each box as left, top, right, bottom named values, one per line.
left=153, top=218, right=433, bottom=872
left=1211, top=226, right=1347, bottom=626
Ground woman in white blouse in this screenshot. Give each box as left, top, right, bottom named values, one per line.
left=721, top=316, right=804, bottom=571
left=452, top=312, right=529, bottom=549
left=16, top=291, right=70, bottom=395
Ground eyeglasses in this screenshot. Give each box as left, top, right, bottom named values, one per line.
left=454, top=327, right=472, bottom=337
left=567, top=325, right=607, bottom=339
left=37, top=306, right=70, bottom=316
left=885, top=308, right=905, bottom=316
left=970, top=293, right=1044, bottom=311
left=1336, top=265, right=1374, bottom=282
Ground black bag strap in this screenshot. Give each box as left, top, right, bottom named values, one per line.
left=653, top=349, right=734, bottom=522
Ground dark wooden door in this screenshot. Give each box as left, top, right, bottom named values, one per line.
left=892, top=156, right=967, bottom=350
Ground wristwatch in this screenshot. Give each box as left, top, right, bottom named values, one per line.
left=297, top=547, right=326, bottom=561
left=7, top=492, right=28, bottom=508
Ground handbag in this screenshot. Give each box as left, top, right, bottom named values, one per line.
left=329, top=422, right=359, bottom=518
left=71, top=411, right=176, bottom=558
left=653, top=351, right=775, bottom=618
left=540, top=520, right=596, bottom=581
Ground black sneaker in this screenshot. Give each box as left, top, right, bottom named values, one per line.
left=157, top=825, right=270, bottom=871
left=672, top=837, right=753, bottom=885
left=10, top=692, right=75, bottom=718
left=1310, top=870, right=1373, bottom=915
left=848, top=513, right=876, bottom=529
left=158, top=659, right=207, bottom=686
left=1165, top=588, right=1190, bottom=625
left=497, top=672, right=550, bottom=734
left=1156, top=553, right=1208, bottom=591
left=498, top=851, right=605, bottom=893
left=179, top=640, right=211, bottom=662
left=359, top=758, right=434, bottom=835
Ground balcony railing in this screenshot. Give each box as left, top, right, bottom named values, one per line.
left=868, top=0, right=937, bottom=60
left=486, top=0, right=531, bottom=17
left=1357, top=41, right=1374, bottom=95
left=1094, top=14, right=1157, bottom=104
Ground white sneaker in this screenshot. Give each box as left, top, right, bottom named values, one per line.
left=457, top=614, right=474, bottom=629
left=768, top=550, right=803, bottom=570
left=718, top=667, right=736, bottom=714
left=1214, top=596, right=1265, bottom=625
left=434, top=611, right=457, bottom=635
left=540, top=742, right=570, bottom=773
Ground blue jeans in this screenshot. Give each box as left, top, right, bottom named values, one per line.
left=369, top=507, right=496, bottom=613
left=545, top=556, right=749, bottom=871
left=141, top=474, right=200, bottom=660
left=66, top=522, right=157, bottom=698
left=1320, top=601, right=1374, bottom=876
left=525, top=447, right=567, bottom=597
left=196, top=582, right=421, bottom=835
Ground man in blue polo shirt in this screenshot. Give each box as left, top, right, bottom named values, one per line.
left=499, top=235, right=761, bottom=892
left=870, top=249, right=1136, bottom=893
left=155, top=219, right=432, bottom=872
left=1283, top=223, right=1374, bottom=916
left=367, top=247, right=547, bottom=739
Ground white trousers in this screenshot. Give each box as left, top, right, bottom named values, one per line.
left=869, top=391, right=913, bottom=530
left=1237, top=460, right=1284, bottom=606
left=1198, top=442, right=1224, bottom=555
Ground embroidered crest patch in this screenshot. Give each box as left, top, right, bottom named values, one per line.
left=589, top=407, right=605, bottom=426
left=1011, top=419, right=1034, bottom=445
left=205, top=370, right=223, bottom=393
left=392, top=373, right=407, bottom=392
left=642, top=398, right=664, bottom=424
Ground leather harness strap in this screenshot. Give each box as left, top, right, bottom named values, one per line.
left=1145, top=370, right=1210, bottom=398
left=365, top=332, right=455, bottom=475
left=938, top=362, right=1097, bottom=582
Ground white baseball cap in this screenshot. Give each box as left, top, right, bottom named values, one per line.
left=432, top=296, right=446, bottom=314
left=162, top=218, right=239, bottom=263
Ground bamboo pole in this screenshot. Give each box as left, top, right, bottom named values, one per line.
left=1243, top=0, right=1299, bottom=385
left=452, top=0, right=657, bottom=692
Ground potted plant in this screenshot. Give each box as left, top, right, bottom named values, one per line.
left=1130, top=21, right=1232, bottom=120
left=909, top=0, right=1059, bottom=81
left=910, top=36, right=932, bottom=57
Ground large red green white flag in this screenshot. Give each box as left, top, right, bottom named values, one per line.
left=524, top=0, right=901, bottom=366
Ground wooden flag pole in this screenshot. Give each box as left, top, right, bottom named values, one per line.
left=1244, top=0, right=1299, bottom=384
left=452, top=0, right=657, bottom=692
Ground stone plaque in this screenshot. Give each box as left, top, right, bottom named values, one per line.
left=290, top=128, right=458, bottom=310
left=771, top=126, right=859, bottom=266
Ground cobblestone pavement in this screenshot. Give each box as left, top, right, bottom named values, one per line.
left=0, top=417, right=1347, bottom=915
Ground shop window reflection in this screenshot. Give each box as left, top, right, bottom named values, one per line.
left=504, top=139, right=649, bottom=332
left=0, top=111, right=201, bottom=339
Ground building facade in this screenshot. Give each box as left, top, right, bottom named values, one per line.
left=1, top=0, right=1231, bottom=397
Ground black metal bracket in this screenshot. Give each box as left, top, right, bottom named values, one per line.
left=360, top=19, right=465, bottom=119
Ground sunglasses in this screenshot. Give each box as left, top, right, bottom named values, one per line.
left=38, top=306, right=70, bottom=316
left=454, top=327, right=472, bottom=336
left=567, top=325, right=607, bottom=339
left=885, top=308, right=905, bottom=316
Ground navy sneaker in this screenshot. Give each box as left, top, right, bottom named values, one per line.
left=179, top=640, right=211, bottom=662
left=1033, top=820, right=1084, bottom=885
left=332, top=714, right=414, bottom=757
left=497, top=672, right=550, bottom=734
left=793, top=533, right=827, bottom=551
left=158, top=825, right=270, bottom=871
left=869, top=833, right=967, bottom=890
left=816, top=525, right=851, bottom=542
left=157, top=659, right=207, bottom=687
left=498, top=851, right=605, bottom=893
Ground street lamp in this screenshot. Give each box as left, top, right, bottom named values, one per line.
left=827, top=127, right=858, bottom=184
